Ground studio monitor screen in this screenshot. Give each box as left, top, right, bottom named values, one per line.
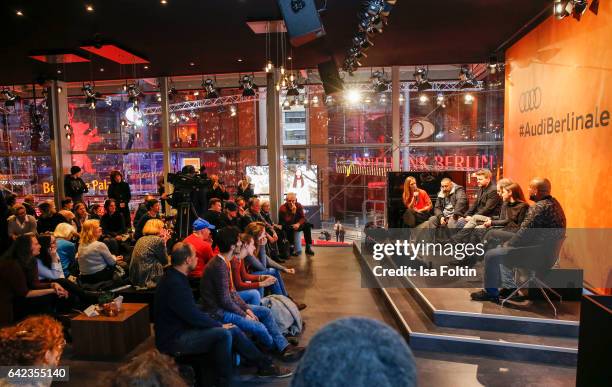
left=277, top=0, right=326, bottom=47
left=317, top=60, right=344, bottom=95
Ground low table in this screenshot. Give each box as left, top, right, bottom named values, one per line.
left=71, top=303, right=150, bottom=359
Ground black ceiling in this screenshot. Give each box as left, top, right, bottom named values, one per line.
left=0, top=0, right=550, bottom=85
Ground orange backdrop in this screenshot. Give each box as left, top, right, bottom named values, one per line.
left=504, top=2, right=612, bottom=291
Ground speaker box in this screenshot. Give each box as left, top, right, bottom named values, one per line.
left=277, top=0, right=326, bottom=47
left=317, top=60, right=344, bottom=95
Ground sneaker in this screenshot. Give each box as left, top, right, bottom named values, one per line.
left=278, top=344, right=305, bottom=362
left=291, top=250, right=301, bottom=257
left=305, top=247, right=315, bottom=256
left=286, top=336, right=300, bottom=346
left=499, top=288, right=523, bottom=301
left=257, top=364, right=293, bottom=378
left=470, top=290, right=499, bottom=303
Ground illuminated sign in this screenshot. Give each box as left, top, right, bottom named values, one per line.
left=42, top=179, right=111, bottom=194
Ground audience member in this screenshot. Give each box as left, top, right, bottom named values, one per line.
left=471, top=178, right=567, bottom=302
left=220, top=201, right=242, bottom=229
left=231, top=233, right=276, bottom=306
left=63, top=166, right=88, bottom=203
left=88, top=203, right=103, bottom=220
left=401, top=176, right=432, bottom=228
left=334, top=220, right=345, bottom=242
left=22, top=194, right=37, bottom=217
left=129, top=219, right=170, bottom=288
left=53, top=223, right=78, bottom=277
left=0, top=189, right=8, bottom=250
left=0, top=315, right=65, bottom=369
left=73, top=202, right=88, bottom=232
left=154, top=242, right=291, bottom=385
left=37, top=201, right=67, bottom=234
left=8, top=204, right=37, bottom=240
left=78, top=220, right=125, bottom=285
left=183, top=218, right=216, bottom=284
left=200, top=227, right=305, bottom=362
left=278, top=193, right=314, bottom=256
left=133, top=194, right=155, bottom=227
left=108, top=170, right=132, bottom=228
left=242, top=198, right=285, bottom=261
left=107, top=349, right=188, bottom=387
left=207, top=174, right=230, bottom=203
left=291, top=317, right=417, bottom=387
left=5, top=193, right=17, bottom=216
left=0, top=235, right=68, bottom=324
left=237, top=176, right=255, bottom=202
left=202, top=198, right=224, bottom=229
left=36, top=235, right=65, bottom=281
left=134, top=199, right=161, bottom=240
left=101, top=199, right=127, bottom=237
left=58, top=209, right=77, bottom=230
left=60, top=197, right=73, bottom=212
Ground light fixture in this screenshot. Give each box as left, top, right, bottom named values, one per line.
left=398, top=94, right=405, bottom=103
left=82, top=83, right=101, bottom=109
left=364, top=95, right=372, bottom=104
left=414, top=67, right=432, bottom=92
left=168, top=87, right=178, bottom=100
left=99, top=68, right=104, bottom=72
left=16, top=10, right=23, bottom=16
left=1, top=89, right=20, bottom=108
left=265, top=61, right=274, bottom=73
left=464, top=93, right=474, bottom=105
left=282, top=99, right=291, bottom=110
left=189, top=62, right=195, bottom=67
left=345, top=89, right=362, bottom=104
left=156, top=93, right=162, bottom=102
left=436, top=93, right=445, bottom=107
left=230, top=105, right=237, bottom=116
left=371, top=70, right=390, bottom=93
left=418, top=94, right=429, bottom=105
left=554, top=0, right=573, bottom=19
left=353, top=32, right=373, bottom=50
left=379, top=94, right=387, bottom=105
left=237, top=58, right=243, bottom=62
left=459, top=65, right=477, bottom=88
left=239, top=74, right=257, bottom=97
left=126, top=83, right=141, bottom=111
left=193, top=91, right=199, bottom=97
left=203, top=78, right=219, bottom=99
left=86, top=4, right=94, bottom=12
left=64, top=124, right=73, bottom=139
left=311, top=95, right=319, bottom=106
left=144, top=65, right=149, bottom=70
left=161, top=0, right=168, bottom=4
left=105, top=96, right=113, bottom=106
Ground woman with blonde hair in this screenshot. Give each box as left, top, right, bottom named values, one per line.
left=401, top=176, right=432, bottom=228
left=77, top=219, right=124, bottom=284
left=53, top=223, right=78, bottom=277
left=129, top=219, right=170, bottom=288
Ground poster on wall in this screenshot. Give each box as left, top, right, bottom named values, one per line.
left=246, top=165, right=319, bottom=206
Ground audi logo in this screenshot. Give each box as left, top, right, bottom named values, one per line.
left=519, top=87, right=542, bottom=112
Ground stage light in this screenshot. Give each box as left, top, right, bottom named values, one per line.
left=371, top=70, right=390, bottom=93
left=16, top=10, right=23, bottom=16
left=230, top=105, right=237, bottom=116
left=265, top=61, right=274, bottom=73
left=283, top=99, right=290, bottom=108
left=346, top=89, right=362, bottom=104
left=86, top=4, right=94, bottom=12
left=280, top=66, right=286, bottom=75
left=554, top=0, right=572, bottom=19
left=418, top=94, right=429, bottom=105
left=572, top=0, right=588, bottom=15
left=364, top=95, right=372, bottom=104
left=82, top=83, right=101, bottom=109
left=203, top=79, right=219, bottom=99
left=464, top=93, right=474, bottom=105
left=126, top=83, right=141, bottom=104
left=367, top=0, right=385, bottom=16
left=105, top=96, right=113, bottom=106
left=240, top=74, right=257, bottom=97
left=436, top=93, right=445, bottom=106
left=414, top=66, right=432, bottom=92
left=398, top=94, right=405, bottom=103
left=161, top=0, right=168, bottom=4
left=459, top=65, right=477, bottom=88
left=311, top=95, right=319, bottom=106
left=348, top=47, right=367, bottom=60
left=353, top=32, right=373, bottom=50
left=1, top=89, right=20, bottom=108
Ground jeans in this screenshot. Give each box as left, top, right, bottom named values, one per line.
left=283, top=222, right=313, bottom=251
left=483, top=247, right=523, bottom=296
left=252, top=268, right=288, bottom=297
left=222, top=305, right=288, bottom=352
left=238, top=289, right=261, bottom=305
left=168, top=327, right=233, bottom=383
left=227, top=326, right=271, bottom=369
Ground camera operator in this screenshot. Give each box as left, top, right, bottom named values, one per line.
left=165, top=165, right=209, bottom=240
left=207, top=174, right=229, bottom=203
left=193, top=165, right=211, bottom=217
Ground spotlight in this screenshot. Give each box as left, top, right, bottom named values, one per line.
left=436, top=93, right=445, bottom=106
left=265, top=61, right=274, bottom=73
left=459, top=65, right=477, bottom=88
left=105, top=96, right=113, bottom=106
left=161, top=0, right=168, bottom=4
left=203, top=79, right=219, bottom=99
left=464, top=93, right=474, bottom=105
left=156, top=93, right=162, bottom=102
left=1, top=89, right=20, bottom=108
left=282, top=99, right=291, bottom=110
left=572, top=0, right=589, bottom=16
left=193, top=91, right=199, bottom=97
left=86, top=4, right=94, bottom=12
left=82, top=83, right=101, bottom=109
left=371, top=70, right=390, bottom=93
left=230, top=105, right=237, bottom=116
left=554, top=0, right=572, bottom=19
left=345, top=89, right=362, bottom=104
left=64, top=124, right=73, bottom=139
left=367, top=0, right=385, bottom=16
left=414, top=67, right=432, bottom=92
left=239, top=74, right=257, bottom=97
left=418, top=94, right=429, bottom=105
left=398, top=94, right=405, bottom=103
left=126, top=83, right=141, bottom=105
left=353, top=32, right=373, bottom=50
left=364, top=95, right=372, bottom=104
left=16, top=10, right=23, bottom=16
left=348, top=47, right=367, bottom=60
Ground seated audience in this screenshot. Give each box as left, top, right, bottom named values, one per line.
left=278, top=193, right=315, bottom=256
left=78, top=219, right=125, bottom=285
left=108, top=170, right=132, bottom=228
left=106, top=349, right=188, bottom=387
left=134, top=199, right=161, bottom=240
left=401, top=176, right=433, bottom=228
left=231, top=233, right=277, bottom=306
left=63, top=165, right=88, bottom=203
left=0, top=315, right=65, bottom=370
left=184, top=218, right=216, bottom=284
left=202, top=198, right=224, bottom=229
left=154, top=242, right=292, bottom=385
left=207, top=174, right=230, bottom=202
left=0, top=235, right=69, bottom=324
left=235, top=197, right=248, bottom=217
left=291, top=317, right=417, bottom=387
left=200, top=227, right=305, bottom=361
left=5, top=193, right=17, bottom=216
left=424, top=178, right=468, bottom=229
left=219, top=201, right=242, bottom=229
left=471, top=178, right=567, bottom=302
left=129, top=219, right=170, bottom=288
left=242, top=198, right=285, bottom=261
left=60, top=197, right=73, bottom=212
left=89, top=203, right=105, bottom=220
left=8, top=204, right=37, bottom=240
left=58, top=209, right=77, bottom=230
left=37, top=235, right=65, bottom=281
left=53, top=223, right=78, bottom=277
left=73, top=202, right=89, bottom=232
left=134, top=194, right=155, bottom=227
left=23, top=194, right=37, bottom=217
left=101, top=199, right=127, bottom=237
left=0, top=189, right=8, bottom=250
left=236, top=176, right=255, bottom=202
left=37, top=201, right=67, bottom=234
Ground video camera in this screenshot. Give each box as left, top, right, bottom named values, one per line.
left=167, top=171, right=211, bottom=205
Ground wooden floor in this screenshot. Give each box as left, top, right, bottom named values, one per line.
left=61, top=246, right=577, bottom=386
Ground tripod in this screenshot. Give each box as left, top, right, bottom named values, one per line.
left=175, top=201, right=194, bottom=241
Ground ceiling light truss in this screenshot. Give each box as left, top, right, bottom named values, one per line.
left=142, top=92, right=260, bottom=116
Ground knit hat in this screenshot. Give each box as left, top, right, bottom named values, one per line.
left=192, top=218, right=215, bottom=231
left=70, top=166, right=82, bottom=175
left=291, top=317, right=417, bottom=387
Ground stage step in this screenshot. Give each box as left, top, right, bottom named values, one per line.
left=354, top=243, right=579, bottom=366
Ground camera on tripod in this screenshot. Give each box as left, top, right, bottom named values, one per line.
left=167, top=168, right=210, bottom=206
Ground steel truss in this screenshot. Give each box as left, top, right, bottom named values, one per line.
left=142, top=92, right=261, bottom=115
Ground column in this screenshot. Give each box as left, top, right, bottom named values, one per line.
left=266, top=71, right=282, bottom=223
left=159, top=77, right=172, bottom=212
left=49, top=80, right=71, bottom=207
left=391, top=66, right=401, bottom=171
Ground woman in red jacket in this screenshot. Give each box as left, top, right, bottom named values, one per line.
left=231, top=233, right=277, bottom=306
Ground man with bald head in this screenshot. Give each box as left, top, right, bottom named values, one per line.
left=471, top=177, right=566, bottom=303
